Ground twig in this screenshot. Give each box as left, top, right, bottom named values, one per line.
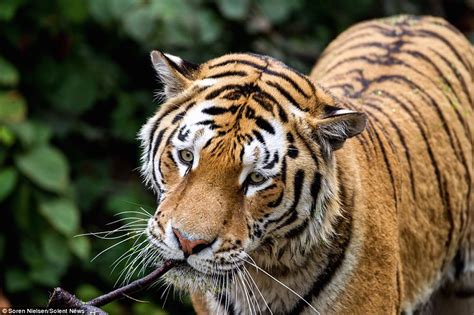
left=47, top=260, right=175, bottom=313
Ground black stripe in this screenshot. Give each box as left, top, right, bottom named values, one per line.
left=253, top=90, right=289, bottom=123
left=209, top=58, right=313, bottom=98
left=289, top=214, right=352, bottom=314
left=166, top=151, right=177, bottom=167
left=151, top=128, right=167, bottom=186
left=323, top=40, right=405, bottom=74
left=177, top=126, right=190, bottom=141
left=255, top=116, right=275, bottom=134
left=367, top=112, right=398, bottom=205
left=207, top=71, right=247, bottom=79
left=204, top=82, right=289, bottom=123
left=156, top=126, right=179, bottom=185
left=441, top=179, right=455, bottom=271
left=261, top=183, right=277, bottom=192
left=295, top=129, right=320, bottom=168
left=365, top=100, right=416, bottom=197
left=263, top=68, right=311, bottom=98
left=402, top=49, right=467, bottom=139
left=263, top=169, right=303, bottom=228
left=428, top=19, right=465, bottom=37
left=251, top=93, right=272, bottom=111
left=281, top=156, right=287, bottom=184
left=147, top=100, right=196, bottom=163
left=267, top=170, right=305, bottom=231
left=415, top=29, right=470, bottom=73
left=429, top=48, right=473, bottom=109
left=320, top=31, right=379, bottom=61
left=284, top=218, right=309, bottom=238
left=263, top=152, right=279, bottom=169
left=354, top=134, right=373, bottom=158
left=268, top=190, right=284, bottom=208
left=287, top=132, right=294, bottom=143
left=205, top=84, right=242, bottom=100
left=239, top=146, right=245, bottom=162
left=202, top=106, right=229, bottom=115
left=381, top=91, right=447, bottom=215
left=310, top=172, right=322, bottom=217
left=288, top=145, right=298, bottom=158
left=343, top=73, right=462, bottom=161
left=383, top=75, right=465, bottom=161
left=266, top=81, right=306, bottom=111
left=284, top=171, right=322, bottom=239
left=171, top=111, right=185, bottom=124
left=252, top=130, right=265, bottom=144
left=209, top=58, right=265, bottom=70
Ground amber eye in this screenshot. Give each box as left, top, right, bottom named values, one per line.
left=179, top=149, right=194, bottom=164
left=248, top=172, right=265, bottom=185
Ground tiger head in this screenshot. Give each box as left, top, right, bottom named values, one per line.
left=139, top=51, right=366, bottom=292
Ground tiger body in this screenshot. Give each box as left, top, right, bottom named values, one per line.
left=311, top=15, right=473, bottom=314
left=140, top=15, right=473, bottom=314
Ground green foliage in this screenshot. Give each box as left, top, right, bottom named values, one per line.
left=0, top=167, right=17, bottom=201
left=39, top=198, right=79, bottom=235
left=15, top=146, right=69, bottom=193
left=0, top=0, right=470, bottom=313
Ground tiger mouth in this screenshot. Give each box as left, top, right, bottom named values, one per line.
left=164, top=262, right=240, bottom=293
left=146, top=228, right=244, bottom=277
left=171, top=262, right=236, bottom=276
left=172, top=257, right=243, bottom=277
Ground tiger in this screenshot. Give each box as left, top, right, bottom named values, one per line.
left=139, top=15, right=473, bottom=314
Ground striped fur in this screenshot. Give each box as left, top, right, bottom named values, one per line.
left=140, top=15, right=473, bottom=314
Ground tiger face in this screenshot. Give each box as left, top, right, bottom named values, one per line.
left=140, top=52, right=366, bottom=292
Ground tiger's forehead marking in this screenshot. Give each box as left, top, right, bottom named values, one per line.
left=173, top=98, right=286, bottom=167
left=198, top=53, right=319, bottom=114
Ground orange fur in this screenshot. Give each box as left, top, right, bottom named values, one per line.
left=140, top=15, right=472, bottom=314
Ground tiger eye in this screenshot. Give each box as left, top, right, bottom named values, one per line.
left=248, top=172, right=265, bottom=184
left=179, top=149, right=194, bottom=164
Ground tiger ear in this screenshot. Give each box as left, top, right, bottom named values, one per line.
left=150, top=50, right=200, bottom=99
left=311, top=105, right=367, bottom=156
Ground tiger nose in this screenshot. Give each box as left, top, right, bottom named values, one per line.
left=172, top=228, right=212, bottom=257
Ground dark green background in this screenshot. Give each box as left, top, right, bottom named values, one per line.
left=0, top=0, right=472, bottom=314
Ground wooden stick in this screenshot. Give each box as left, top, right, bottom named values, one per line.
left=47, top=261, right=174, bottom=312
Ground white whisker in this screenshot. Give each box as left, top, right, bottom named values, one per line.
left=241, top=255, right=320, bottom=315
left=91, top=233, right=141, bottom=262
left=243, top=265, right=271, bottom=314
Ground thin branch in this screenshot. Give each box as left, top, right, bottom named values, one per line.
left=47, top=260, right=175, bottom=313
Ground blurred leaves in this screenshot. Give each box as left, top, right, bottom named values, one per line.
left=0, top=167, right=17, bottom=201
left=217, top=0, right=250, bottom=20
left=39, top=198, right=79, bottom=235
left=258, top=0, right=303, bottom=24
left=0, top=57, right=19, bottom=86
left=50, top=70, right=99, bottom=114
left=0, top=92, right=26, bottom=123
left=5, top=268, right=30, bottom=292
left=10, top=121, right=52, bottom=148
left=15, top=146, right=69, bottom=193
left=56, top=0, right=88, bottom=23
left=0, top=0, right=24, bottom=21
left=68, top=236, right=91, bottom=261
